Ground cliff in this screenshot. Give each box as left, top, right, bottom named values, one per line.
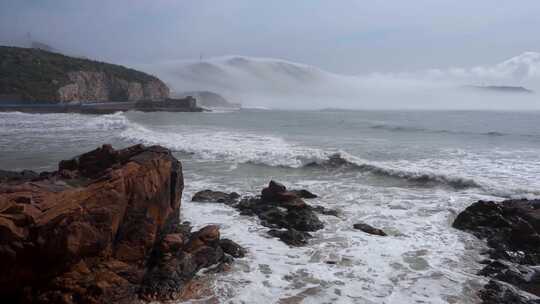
left=0, top=46, right=169, bottom=103
left=0, top=144, right=244, bottom=303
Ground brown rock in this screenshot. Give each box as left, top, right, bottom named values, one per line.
left=0, top=144, right=184, bottom=303
left=185, top=225, right=220, bottom=253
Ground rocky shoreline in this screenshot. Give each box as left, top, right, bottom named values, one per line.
left=1, top=144, right=538, bottom=303
left=453, top=199, right=540, bottom=303
left=0, top=144, right=244, bottom=303
left=0, top=97, right=204, bottom=115
left=192, top=181, right=340, bottom=246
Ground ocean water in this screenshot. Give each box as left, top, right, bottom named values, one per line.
left=1, top=109, right=540, bottom=303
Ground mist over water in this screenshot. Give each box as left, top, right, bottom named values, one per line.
left=138, top=53, right=540, bottom=110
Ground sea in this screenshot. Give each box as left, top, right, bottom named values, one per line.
left=1, top=109, right=540, bottom=303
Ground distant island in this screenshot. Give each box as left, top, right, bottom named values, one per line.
left=0, top=46, right=202, bottom=113
left=461, top=85, right=534, bottom=94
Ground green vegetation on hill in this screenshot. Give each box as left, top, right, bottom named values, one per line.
left=0, top=46, right=161, bottom=103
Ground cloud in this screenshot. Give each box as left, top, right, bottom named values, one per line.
left=375, top=52, right=540, bottom=89
left=1, top=0, right=540, bottom=74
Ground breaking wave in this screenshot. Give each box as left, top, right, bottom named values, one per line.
left=119, top=119, right=483, bottom=190
left=119, top=120, right=328, bottom=168
left=0, top=111, right=128, bottom=134
left=303, top=153, right=482, bottom=190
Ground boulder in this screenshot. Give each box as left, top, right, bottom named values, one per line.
left=454, top=199, right=540, bottom=303
left=0, top=144, right=243, bottom=303
left=195, top=181, right=326, bottom=246
left=220, top=239, right=247, bottom=258
left=268, top=229, right=312, bottom=247
left=353, top=222, right=387, bottom=236
left=453, top=199, right=540, bottom=264
left=192, top=190, right=240, bottom=205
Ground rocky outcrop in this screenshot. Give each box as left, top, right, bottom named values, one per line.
left=191, top=181, right=338, bottom=246
left=58, top=71, right=169, bottom=103
left=192, top=190, right=240, bottom=205
left=453, top=199, right=540, bottom=303
left=0, top=46, right=169, bottom=103
left=0, top=144, right=243, bottom=303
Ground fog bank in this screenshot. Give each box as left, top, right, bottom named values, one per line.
left=138, top=53, right=540, bottom=110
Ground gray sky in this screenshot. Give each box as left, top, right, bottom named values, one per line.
left=1, top=0, right=539, bottom=74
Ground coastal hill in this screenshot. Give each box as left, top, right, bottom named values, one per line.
left=0, top=46, right=169, bottom=104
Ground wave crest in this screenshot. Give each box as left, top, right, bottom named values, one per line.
left=305, top=153, right=482, bottom=190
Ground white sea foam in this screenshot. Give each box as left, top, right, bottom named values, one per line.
left=120, top=121, right=328, bottom=167
left=1, top=110, right=538, bottom=303
left=180, top=176, right=486, bottom=303
left=0, top=111, right=128, bottom=134
left=118, top=116, right=540, bottom=198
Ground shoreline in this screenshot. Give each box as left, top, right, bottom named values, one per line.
left=0, top=100, right=206, bottom=114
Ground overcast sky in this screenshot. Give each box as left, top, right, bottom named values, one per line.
left=1, top=0, right=539, bottom=74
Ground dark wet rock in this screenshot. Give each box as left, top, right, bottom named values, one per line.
left=479, top=260, right=540, bottom=296
left=236, top=185, right=323, bottom=233
left=192, top=190, right=240, bottom=205
left=479, top=280, right=540, bottom=304
left=311, top=205, right=339, bottom=217
left=262, top=180, right=287, bottom=198
left=268, top=229, right=312, bottom=247
left=290, top=189, right=318, bottom=199
left=286, top=208, right=324, bottom=231
left=454, top=199, right=540, bottom=303
left=453, top=199, right=540, bottom=264
left=261, top=180, right=307, bottom=208
left=353, top=222, right=387, bottom=236
left=196, top=181, right=325, bottom=246
left=219, top=239, right=246, bottom=258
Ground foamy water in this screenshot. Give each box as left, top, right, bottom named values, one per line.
left=1, top=110, right=539, bottom=303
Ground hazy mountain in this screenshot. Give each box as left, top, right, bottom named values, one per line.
left=138, top=52, right=540, bottom=110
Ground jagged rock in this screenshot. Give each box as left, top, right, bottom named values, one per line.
left=219, top=239, right=246, bottom=258
left=454, top=199, right=540, bottom=303
left=268, top=229, right=312, bottom=247
left=453, top=199, right=540, bottom=264
left=479, top=260, right=540, bottom=296
left=353, top=222, right=387, bottom=236
left=0, top=144, right=242, bottom=303
left=192, top=190, right=240, bottom=205
left=194, top=181, right=325, bottom=246
left=479, top=280, right=540, bottom=304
